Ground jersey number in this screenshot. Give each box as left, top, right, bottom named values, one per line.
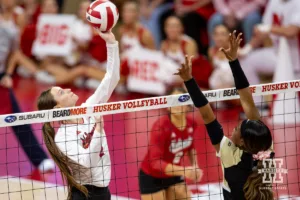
left=173, top=151, right=184, bottom=164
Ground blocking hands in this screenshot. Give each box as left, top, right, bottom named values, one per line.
left=220, top=30, right=243, bottom=62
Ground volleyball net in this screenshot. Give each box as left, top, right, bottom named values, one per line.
left=0, top=80, right=300, bottom=200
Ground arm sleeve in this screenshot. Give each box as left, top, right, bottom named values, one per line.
left=213, top=0, right=230, bottom=16
left=56, top=129, right=105, bottom=168
left=85, top=42, right=120, bottom=105
left=148, top=121, right=169, bottom=172
left=216, top=136, right=243, bottom=168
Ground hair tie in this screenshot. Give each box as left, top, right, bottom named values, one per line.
left=253, top=150, right=273, bottom=161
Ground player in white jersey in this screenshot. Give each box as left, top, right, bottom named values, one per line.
left=37, top=30, right=120, bottom=200
left=239, top=0, right=300, bottom=87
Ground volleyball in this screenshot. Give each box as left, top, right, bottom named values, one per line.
left=86, top=0, right=119, bottom=32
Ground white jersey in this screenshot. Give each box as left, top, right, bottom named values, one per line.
left=55, top=42, right=120, bottom=187
left=263, top=0, right=300, bottom=72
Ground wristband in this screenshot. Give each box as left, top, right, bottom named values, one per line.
left=184, top=78, right=208, bottom=108
left=229, top=59, right=249, bottom=90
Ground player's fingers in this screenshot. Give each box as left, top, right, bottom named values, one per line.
left=232, top=30, right=237, bottom=41
left=238, top=38, right=243, bottom=46
left=228, top=33, right=233, bottom=49
left=188, top=55, right=194, bottom=66
left=185, top=55, right=189, bottom=68
left=236, top=32, right=243, bottom=42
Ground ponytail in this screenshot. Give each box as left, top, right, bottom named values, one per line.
left=243, top=160, right=273, bottom=200
left=42, top=122, right=88, bottom=199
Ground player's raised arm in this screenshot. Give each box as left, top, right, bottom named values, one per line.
left=85, top=30, right=120, bottom=105
left=174, top=56, right=223, bottom=152
left=220, top=31, right=260, bottom=120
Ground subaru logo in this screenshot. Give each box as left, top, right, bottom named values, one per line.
left=4, top=115, right=17, bottom=123
left=178, top=95, right=190, bottom=102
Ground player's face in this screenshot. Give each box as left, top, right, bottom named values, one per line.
left=213, top=25, right=230, bottom=48
left=231, top=122, right=244, bottom=147
left=42, top=0, right=58, bottom=14
left=165, top=17, right=183, bottom=40
left=122, top=2, right=138, bottom=24
left=79, top=1, right=90, bottom=21
left=50, top=87, right=79, bottom=108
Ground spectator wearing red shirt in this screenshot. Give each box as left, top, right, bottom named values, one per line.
left=208, top=0, right=266, bottom=46
left=139, top=88, right=202, bottom=200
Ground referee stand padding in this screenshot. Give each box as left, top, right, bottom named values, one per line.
left=271, top=37, right=300, bottom=125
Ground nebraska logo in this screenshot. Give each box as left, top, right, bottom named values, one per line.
left=53, top=107, right=87, bottom=118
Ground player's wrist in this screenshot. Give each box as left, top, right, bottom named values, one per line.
left=228, top=59, right=250, bottom=90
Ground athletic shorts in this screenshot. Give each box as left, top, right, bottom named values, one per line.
left=71, top=185, right=110, bottom=200
left=139, top=169, right=184, bottom=194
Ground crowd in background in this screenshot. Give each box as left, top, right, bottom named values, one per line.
left=1, top=0, right=300, bottom=96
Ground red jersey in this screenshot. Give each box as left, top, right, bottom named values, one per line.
left=141, top=115, right=196, bottom=178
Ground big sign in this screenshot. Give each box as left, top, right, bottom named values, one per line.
left=32, top=14, right=76, bottom=57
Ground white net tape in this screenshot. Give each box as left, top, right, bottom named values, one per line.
left=1, top=80, right=300, bottom=127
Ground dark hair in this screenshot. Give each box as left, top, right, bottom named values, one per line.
left=38, top=89, right=88, bottom=199
left=164, top=15, right=184, bottom=27
left=240, top=120, right=273, bottom=199
left=241, top=120, right=272, bottom=154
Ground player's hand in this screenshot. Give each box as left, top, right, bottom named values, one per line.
left=174, top=55, right=193, bottom=82
left=220, top=30, right=242, bottom=61
left=184, top=166, right=203, bottom=183
left=0, top=75, right=13, bottom=88
left=96, top=29, right=116, bottom=44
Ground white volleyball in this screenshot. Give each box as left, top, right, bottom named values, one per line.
left=86, top=0, right=119, bottom=32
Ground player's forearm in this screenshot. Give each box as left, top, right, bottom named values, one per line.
left=229, top=59, right=260, bottom=120
left=184, top=78, right=216, bottom=124
left=165, top=163, right=185, bottom=176
left=270, top=25, right=300, bottom=39
left=85, top=42, right=120, bottom=105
